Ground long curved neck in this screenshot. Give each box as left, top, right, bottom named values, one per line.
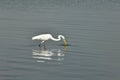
left=50, top=35, right=65, bottom=41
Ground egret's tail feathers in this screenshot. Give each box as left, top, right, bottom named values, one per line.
left=32, top=36, right=37, bottom=40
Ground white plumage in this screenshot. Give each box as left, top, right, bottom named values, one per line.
left=32, top=34, right=67, bottom=46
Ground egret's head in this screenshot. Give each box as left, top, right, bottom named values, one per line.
left=59, top=35, right=68, bottom=46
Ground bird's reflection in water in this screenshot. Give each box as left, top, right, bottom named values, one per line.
left=32, top=46, right=67, bottom=64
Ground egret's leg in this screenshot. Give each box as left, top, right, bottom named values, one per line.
left=41, top=41, right=45, bottom=44
left=38, top=41, right=44, bottom=47
left=38, top=41, right=45, bottom=47
left=43, top=41, right=45, bottom=46
left=41, top=41, right=46, bottom=49
left=38, top=44, right=41, bottom=47
left=43, top=42, right=47, bottom=49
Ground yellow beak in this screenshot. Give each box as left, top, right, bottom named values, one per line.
left=63, top=39, right=67, bottom=46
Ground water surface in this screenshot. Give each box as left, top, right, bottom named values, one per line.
left=0, top=0, right=120, bottom=80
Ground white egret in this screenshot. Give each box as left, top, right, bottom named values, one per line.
left=32, top=34, right=67, bottom=46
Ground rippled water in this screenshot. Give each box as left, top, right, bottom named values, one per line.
left=0, top=0, right=120, bottom=80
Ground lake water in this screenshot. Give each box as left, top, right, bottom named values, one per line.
left=0, top=0, right=120, bottom=80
